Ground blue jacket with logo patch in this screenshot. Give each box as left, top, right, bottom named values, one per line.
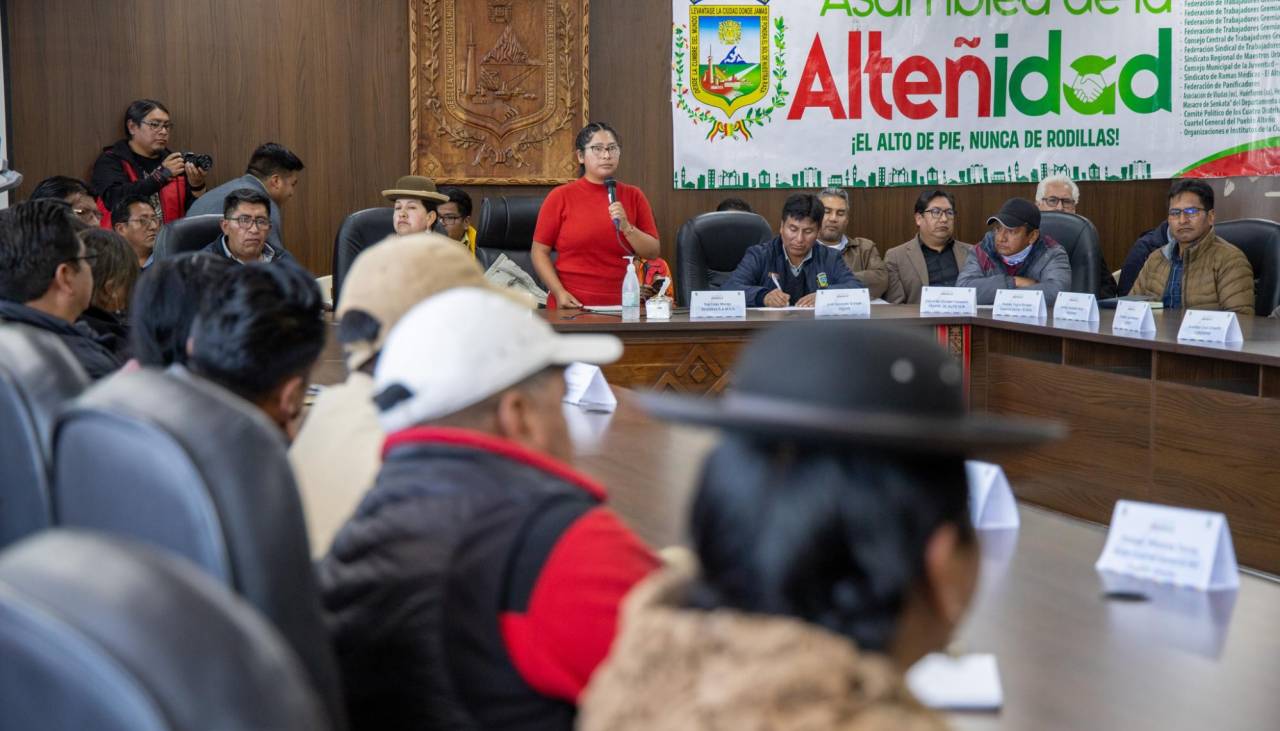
left=724, top=236, right=862, bottom=306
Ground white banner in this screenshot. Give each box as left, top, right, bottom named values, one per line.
left=671, top=0, right=1280, bottom=190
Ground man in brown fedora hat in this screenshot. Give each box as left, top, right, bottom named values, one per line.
left=383, top=175, right=449, bottom=236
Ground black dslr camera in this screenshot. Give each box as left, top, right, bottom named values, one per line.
left=181, top=152, right=213, bottom=171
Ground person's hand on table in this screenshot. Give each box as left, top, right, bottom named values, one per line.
left=1013, top=276, right=1038, bottom=288
left=556, top=289, right=584, bottom=309
left=763, top=289, right=791, bottom=307
left=795, top=293, right=819, bottom=308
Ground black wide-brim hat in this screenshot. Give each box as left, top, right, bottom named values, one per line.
left=641, top=322, right=1064, bottom=453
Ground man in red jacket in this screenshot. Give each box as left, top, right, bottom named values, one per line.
left=319, top=287, right=658, bottom=731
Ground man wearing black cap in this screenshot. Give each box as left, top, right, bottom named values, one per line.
left=957, top=197, right=1072, bottom=305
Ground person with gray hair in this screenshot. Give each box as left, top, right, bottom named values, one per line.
left=1033, top=174, right=1118, bottom=298
left=815, top=187, right=888, bottom=298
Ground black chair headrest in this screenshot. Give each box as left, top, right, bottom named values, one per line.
left=688, top=211, right=774, bottom=270
left=155, top=214, right=225, bottom=258
left=475, top=196, right=545, bottom=251
left=1215, top=218, right=1280, bottom=314
left=0, top=530, right=331, bottom=731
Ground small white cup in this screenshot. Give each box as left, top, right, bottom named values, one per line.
left=645, top=296, right=672, bottom=320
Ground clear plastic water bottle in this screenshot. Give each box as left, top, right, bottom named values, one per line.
left=621, top=255, right=640, bottom=321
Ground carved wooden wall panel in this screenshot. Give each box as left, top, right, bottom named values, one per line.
left=410, top=0, right=589, bottom=185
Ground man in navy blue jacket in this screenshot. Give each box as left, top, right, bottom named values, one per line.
left=725, top=193, right=863, bottom=307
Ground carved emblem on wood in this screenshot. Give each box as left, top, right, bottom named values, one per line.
left=410, top=0, right=589, bottom=185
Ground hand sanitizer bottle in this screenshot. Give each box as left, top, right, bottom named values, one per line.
left=621, top=256, right=640, bottom=321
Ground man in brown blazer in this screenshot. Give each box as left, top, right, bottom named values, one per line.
left=816, top=187, right=888, bottom=299
left=884, top=189, right=974, bottom=304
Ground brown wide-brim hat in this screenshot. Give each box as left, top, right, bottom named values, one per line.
left=641, top=322, right=1064, bottom=454
left=382, top=175, right=449, bottom=203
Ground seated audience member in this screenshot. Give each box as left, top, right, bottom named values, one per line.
left=816, top=186, right=888, bottom=299
left=77, top=228, right=140, bottom=355
left=884, top=190, right=973, bottom=304
left=111, top=194, right=161, bottom=269
left=715, top=197, right=752, bottom=213
left=579, top=324, right=1058, bottom=730
left=384, top=175, right=448, bottom=235
left=0, top=199, right=122, bottom=378
left=291, top=233, right=528, bottom=557
left=28, top=175, right=102, bottom=227
left=1036, top=174, right=1118, bottom=299
left=725, top=193, right=862, bottom=307
left=1129, top=179, right=1254, bottom=314
left=957, top=198, right=1071, bottom=305
left=187, top=261, right=326, bottom=439
left=1117, top=220, right=1170, bottom=296
left=202, top=188, right=297, bottom=266
left=187, top=142, right=304, bottom=252
left=437, top=186, right=477, bottom=256
left=91, top=98, right=207, bottom=225
left=320, top=287, right=658, bottom=731
left=129, top=252, right=234, bottom=367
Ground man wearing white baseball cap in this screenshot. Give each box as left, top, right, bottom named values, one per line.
left=319, top=287, right=659, bottom=731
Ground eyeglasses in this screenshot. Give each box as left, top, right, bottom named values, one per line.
left=1168, top=207, right=1206, bottom=220
left=438, top=214, right=464, bottom=224
left=923, top=208, right=956, bottom=219
left=586, top=144, right=621, bottom=157
left=226, top=215, right=272, bottom=230
left=139, top=120, right=174, bottom=132
left=128, top=215, right=161, bottom=228
left=1041, top=196, right=1076, bottom=209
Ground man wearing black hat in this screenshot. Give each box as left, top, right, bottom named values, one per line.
left=957, top=197, right=1072, bottom=305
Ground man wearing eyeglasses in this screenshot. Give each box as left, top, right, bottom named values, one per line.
left=91, top=99, right=207, bottom=228
left=0, top=200, right=122, bottom=379
left=437, top=187, right=477, bottom=257
left=957, top=197, right=1072, bottom=305
left=201, top=189, right=297, bottom=267
left=110, top=195, right=161, bottom=269
left=1129, top=179, right=1253, bottom=314
left=884, top=189, right=974, bottom=304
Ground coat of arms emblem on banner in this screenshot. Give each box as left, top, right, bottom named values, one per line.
left=673, top=1, right=787, bottom=141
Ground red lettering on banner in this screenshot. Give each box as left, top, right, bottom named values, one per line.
left=894, top=56, right=941, bottom=120
left=787, top=34, right=846, bottom=120
left=865, top=32, right=893, bottom=119
left=946, top=56, right=993, bottom=118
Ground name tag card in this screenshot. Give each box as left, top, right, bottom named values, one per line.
left=1053, top=292, right=1100, bottom=323
left=1176, top=310, right=1243, bottom=344
left=907, top=653, right=1003, bottom=711
left=1112, top=300, right=1157, bottom=334
left=815, top=288, right=871, bottom=318
left=992, top=289, right=1046, bottom=321
left=562, top=363, right=617, bottom=413
left=920, top=286, right=977, bottom=316
left=1095, top=500, right=1239, bottom=591
left=966, top=460, right=1019, bottom=530
left=690, top=290, right=746, bottom=320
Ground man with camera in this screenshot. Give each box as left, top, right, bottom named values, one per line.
left=187, top=142, right=304, bottom=254
left=91, top=99, right=209, bottom=228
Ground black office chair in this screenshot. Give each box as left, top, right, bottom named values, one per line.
left=0, top=530, right=331, bottom=731
left=51, top=367, right=347, bottom=730
left=153, top=214, right=225, bottom=259
left=330, top=207, right=395, bottom=307
left=0, top=325, right=88, bottom=549
left=675, top=210, right=774, bottom=306
left=1040, top=211, right=1103, bottom=296
left=474, top=195, right=547, bottom=287
left=1216, top=218, right=1280, bottom=315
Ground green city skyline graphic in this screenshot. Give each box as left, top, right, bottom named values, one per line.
left=674, top=159, right=1156, bottom=190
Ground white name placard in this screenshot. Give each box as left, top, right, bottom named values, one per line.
left=1112, top=300, right=1157, bottom=334
left=1095, top=500, right=1239, bottom=591
left=992, top=289, right=1047, bottom=321
left=906, top=653, right=1003, bottom=711
left=920, top=286, right=977, bottom=316
left=1053, top=292, right=1100, bottom=323
left=1176, top=309, right=1243, bottom=344
left=562, top=363, right=617, bottom=413
left=815, top=288, right=871, bottom=318
left=690, top=290, right=746, bottom=320
left=966, top=460, right=1019, bottom=530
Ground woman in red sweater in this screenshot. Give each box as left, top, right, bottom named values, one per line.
left=532, top=122, right=661, bottom=308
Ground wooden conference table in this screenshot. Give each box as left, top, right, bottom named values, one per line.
left=565, top=399, right=1280, bottom=731
left=547, top=306, right=1280, bottom=576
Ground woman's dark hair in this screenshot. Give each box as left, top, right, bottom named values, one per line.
left=124, top=99, right=170, bottom=138
left=79, top=228, right=140, bottom=312
left=129, top=252, right=235, bottom=367
left=688, top=437, right=973, bottom=652
left=28, top=176, right=93, bottom=202
left=574, top=121, right=620, bottom=177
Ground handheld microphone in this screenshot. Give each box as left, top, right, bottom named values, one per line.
left=604, top=177, right=619, bottom=229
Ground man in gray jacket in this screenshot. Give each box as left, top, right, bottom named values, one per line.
left=185, top=142, right=304, bottom=253
left=957, top=197, right=1072, bottom=305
